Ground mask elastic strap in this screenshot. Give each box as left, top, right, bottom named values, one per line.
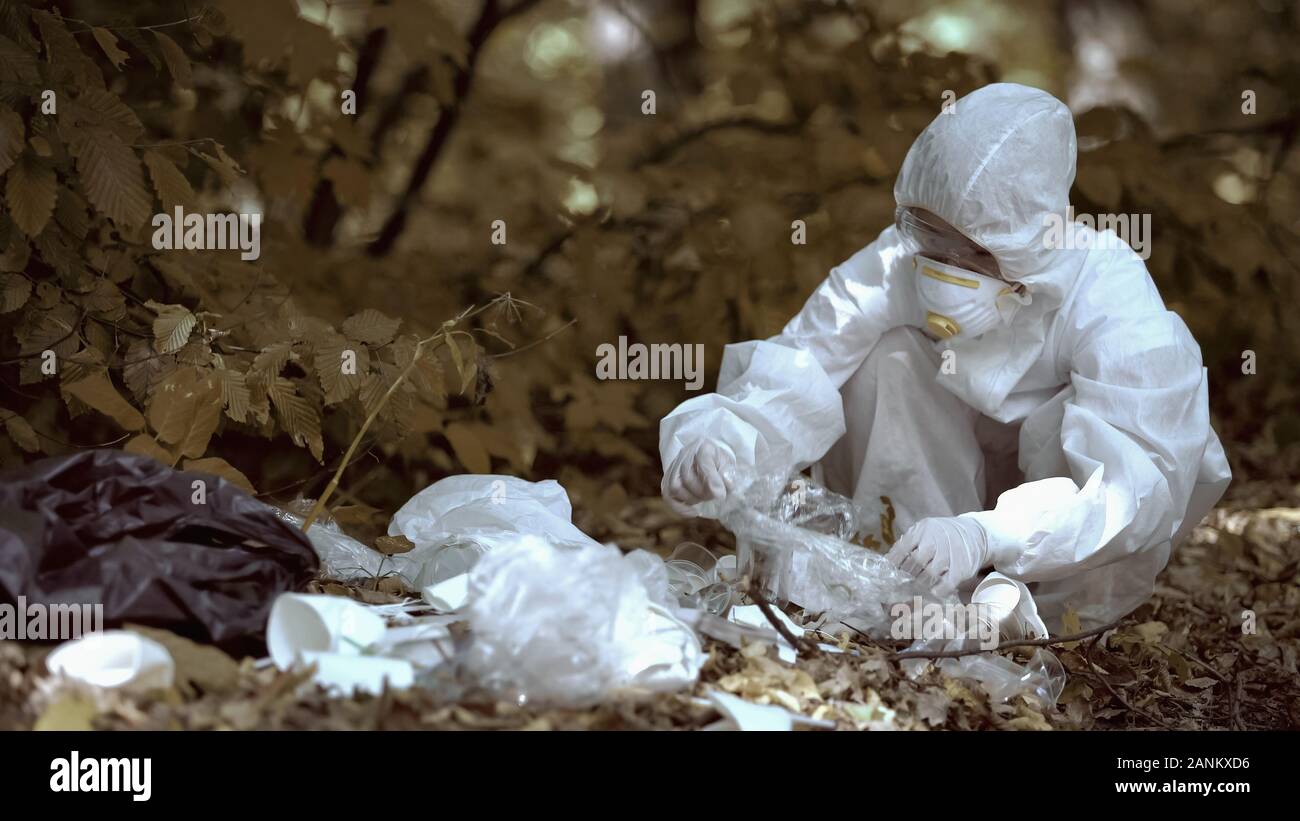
left=998, top=282, right=1032, bottom=306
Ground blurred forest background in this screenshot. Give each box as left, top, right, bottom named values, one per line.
left=1, top=0, right=1298, bottom=524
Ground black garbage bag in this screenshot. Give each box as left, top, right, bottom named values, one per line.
left=0, top=450, right=319, bottom=655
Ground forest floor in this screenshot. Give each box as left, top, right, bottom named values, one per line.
left=4, top=479, right=1297, bottom=731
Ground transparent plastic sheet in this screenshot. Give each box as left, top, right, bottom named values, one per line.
left=894, top=205, right=1006, bottom=280
left=275, top=477, right=606, bottom=590
left=461, top=535, right=702, bottom=706
left=768, top=476, right=865, bottom=541
left=715, top=475, right=936, bottom=635
left=900, top=639, right=1067, bottom=708
left=715, top=472, right=1068, bottom=705
left=274, top=501, right=392, bottom=583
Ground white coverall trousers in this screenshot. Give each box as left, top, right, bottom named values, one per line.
left=816, top=326, right=1025, bottom=540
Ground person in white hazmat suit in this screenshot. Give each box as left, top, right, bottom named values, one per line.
left=659, top=83, right=1231, bottom=631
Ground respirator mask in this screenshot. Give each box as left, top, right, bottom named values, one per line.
left=912, top=255, right=1031, bottom=340
left=895, top=206, right=1032, bottom=340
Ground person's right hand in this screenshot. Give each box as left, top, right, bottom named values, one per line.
left=662, top=440, right=736, bottom=515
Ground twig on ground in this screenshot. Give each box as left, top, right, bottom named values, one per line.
left=1082, top=634, right=1177, bottom=730
left=891, top=617, right=1128, bottom=661
left=747, top=582, right=818, bottom=656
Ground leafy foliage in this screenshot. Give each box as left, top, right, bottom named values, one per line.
left=1, top=0, right=1297, bottom=514
left=0, top=1, right=507, bottom=495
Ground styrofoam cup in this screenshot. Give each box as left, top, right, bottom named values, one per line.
left=45, top=630, right=174, bottom=693
left=267, top=594, right=387, bottom=669
left=299, top=651, right=414, bottom=695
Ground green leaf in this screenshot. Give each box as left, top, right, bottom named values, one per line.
left=153, top=30, right=192, bottom=89
left=5, top=155, right=56, bottom=237
left=0, top=408, right=40, bottom=452
left=0, top=105, right=24, bottom=177
left=147, top=366, right=222, bottom=458
left=266, top=376, right=323, bottom=462
left=75, top=127, right=152, bottom=228
left=0, top=34, right=40, bottom=84
left=143, top=150, right=194, bottom=212
left=91, top=27, right=129, bottom=70
left=342, top=308, right=400, bottom=347
left=0, top=272, right=32, bottom=313
left=62, top=369, right=145, bottom=431
left=146, top=301, right=197, bottom=354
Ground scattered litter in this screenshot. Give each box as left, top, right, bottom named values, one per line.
left=664, top=542, right=737, bottom=614
left=275, top=503, right=389, bottom=584
left=270, top=468, right=1073, bottom=709
left=720, top=476, right=936, bottom=635
left=422, top=575, right=470, bottom=612
left=728, top=604, right=802, bottom=663
left=298, top=652, right=414, bottom=695
left=462, top=534, right=702, bottom=705
left=267, top=593, right=388, bottom=667
left=717, top=473, right=1069, bottom=705
left=933, top=649, right=1066, bottom=707
left=266, top=593, right=413, bottom=695
left=390, top=475, right=600, bottom=584
left=0, top=451, right=319, bottom=654
left=279, top=475, right=603, bottom=590
left=44, top=631, right=174, bottom=693
left=971, top=572, right=1048, bottom=640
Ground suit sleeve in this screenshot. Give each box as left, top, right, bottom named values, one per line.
left=659, top=231, right=915, bottom=510
left=963, top=310, right=1213, bottom=581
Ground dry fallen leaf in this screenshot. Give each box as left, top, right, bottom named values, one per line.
left=375, top=534, right=416, bottom=555
left=34, top=695, right=98, bottom=731
left=126, top=625, right=241, bottom=696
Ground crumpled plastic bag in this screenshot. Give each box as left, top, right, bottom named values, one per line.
left=0, top=450, right=319, bottom=654
left=389, top=475, right=600, bottom=587
left=275, top=475, right=601, bottom=589
left=390, top=474, right=596, bottom=551
left=461, top=534, right=702, bottom=705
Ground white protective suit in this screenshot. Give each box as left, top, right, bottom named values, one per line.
left=659, top=84, right=1231, bottom=630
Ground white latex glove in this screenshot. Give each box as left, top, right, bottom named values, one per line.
left=662, top=440, right=736, bottom=515
left=887, top=516, right=990, bottom=594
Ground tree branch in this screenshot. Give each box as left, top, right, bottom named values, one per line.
left=304, top=26, right=390, bottom=245
left=368, top=0, right=545, bottom=256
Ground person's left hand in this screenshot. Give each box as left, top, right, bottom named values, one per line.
left=886, top=516, right=991, bottom=593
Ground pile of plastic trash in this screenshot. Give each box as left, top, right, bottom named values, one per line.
left=17, top=451, right=1066, bottom=722
left=270, top=471, right=1064, bottom=708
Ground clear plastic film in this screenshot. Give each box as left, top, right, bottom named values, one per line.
left=274, top=500, right=393, bottom=583
left=895, top=205, right=1006, bottom=281
left=720, top=476, right=938, bottom=635
left=716, top=473, right=1067, bottom=705
left=462, top=535, right=702, bottom=706
left=663, top=542, right=740, bottom=615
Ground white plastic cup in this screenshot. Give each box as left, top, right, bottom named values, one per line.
left=715, top=553, right=740, bottom=583
left=298, top=652, right=415, bottom=695
left=45, top=630, right=175, bottom=693
left=427, top=539, right=490, bottom=586
left=971, top=573, right=1048, bottom=642
left=267, top=594, right=387, bottom=669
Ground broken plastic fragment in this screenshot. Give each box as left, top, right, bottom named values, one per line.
left=422, top=574, right=470, bottom=612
